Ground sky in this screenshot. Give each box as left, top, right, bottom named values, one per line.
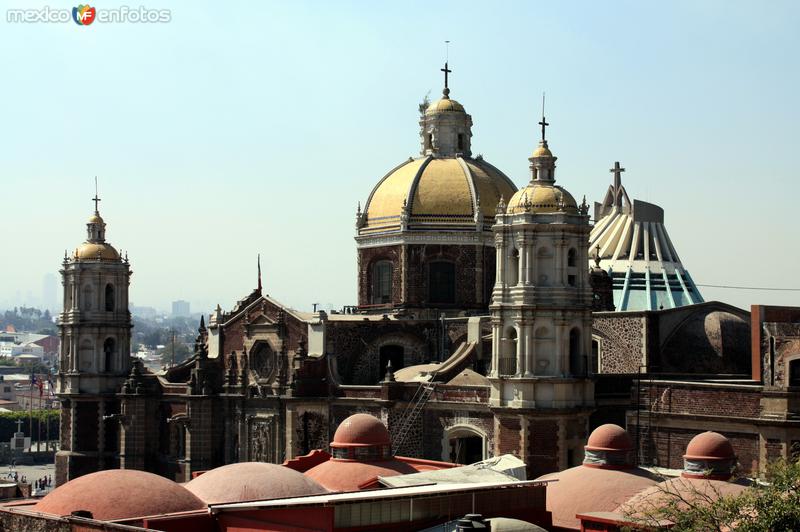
left=1, top=0, right=799, bottom=315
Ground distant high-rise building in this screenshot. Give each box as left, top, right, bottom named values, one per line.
left=171, top=300, right=190, bottom=317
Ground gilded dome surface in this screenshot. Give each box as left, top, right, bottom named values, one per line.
left=531, top=144, right=553, bottom=158
left=88, top=213, right=104, bottom=224
left=361, top=156, right=516, bottom=233
left=75, top=242, right=120, bottom=260
left=506, top=183, right=577, bottom=214
left=425, top=97, right=465, bottom=114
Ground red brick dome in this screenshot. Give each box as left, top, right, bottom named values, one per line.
left=684, top=431, right=735, bottom=461
left=585, top=424, right=634, bottom=452
left=537, top=466, right=660, bottom=530
left=617, top=477, right=750, bottom=518
left=185, top=462, right=328, bottom=504
left=331, top=413, right=391, bottom=448
left=304, top=458, right=419, bottom=492
left=34, top=469, right=204, bottom=521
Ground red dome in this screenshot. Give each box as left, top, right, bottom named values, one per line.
left=617, top=477, right=750, bottom=518
left=34, top=469, right=204, bottom=521
left=536, top=465, right=659, bottom=530
left=585, top=424, right=634, bottom=452
left=304, top=458, right=418, bottom=492
left=332, top=414, right=391, bottom=448
left=684, top=431, right=735, bottom=460
left=185, top=462, right=328, bottom=504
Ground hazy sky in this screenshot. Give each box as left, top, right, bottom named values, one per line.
left=2, top=0, right=799, bottom=315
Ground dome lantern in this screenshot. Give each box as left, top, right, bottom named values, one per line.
left=420, top=62, right=472, bottom=158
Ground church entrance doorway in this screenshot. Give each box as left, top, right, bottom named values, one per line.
left=379, top=345, right=404, bottom=380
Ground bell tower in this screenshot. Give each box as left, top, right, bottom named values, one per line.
left=488, top=117, right=595, bottom=476
left=55, top=189, right=132, bottom=484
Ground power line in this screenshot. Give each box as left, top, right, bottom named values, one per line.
left=696, top=284, right=800, bottom=292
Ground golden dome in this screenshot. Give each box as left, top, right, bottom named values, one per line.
left=361, top=156, right=516, bottom=233
left=88, top=213, right=104, bottom=224
left=425, top=97, right=465, bottom=115
left=507, top=183, right=578, bottom=214
left=75, top=242, right=120, bottom=260
left=531, top=144, right=553, bottom=158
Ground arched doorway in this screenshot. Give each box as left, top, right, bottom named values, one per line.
left=444, top=426, right=485, bottom=465
left=789, top=357, right=800, bottom=387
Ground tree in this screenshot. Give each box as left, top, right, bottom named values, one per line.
left=624, top=458, right=800, bottom=531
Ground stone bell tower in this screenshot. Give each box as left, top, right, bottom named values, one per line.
left=55, top=190, right=132, bottom=484
left=488, top=116, right=595, bottom=475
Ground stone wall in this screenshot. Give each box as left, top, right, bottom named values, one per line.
left=527, top=419, right=560, bottom=478
left=593, top=315, right=644, bottom=373
left=327, top=320, right=439, bottom=384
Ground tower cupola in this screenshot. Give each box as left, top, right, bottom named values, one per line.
left=419, top=62, right=473, bottom=157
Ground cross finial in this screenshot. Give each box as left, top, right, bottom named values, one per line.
left=92, top=176, right=101, bottom=214
left=441, top=61, right=452, bottom=97
left=538, top=92, right=549, bottom=142
left=610, top=161, right=625, bottom=190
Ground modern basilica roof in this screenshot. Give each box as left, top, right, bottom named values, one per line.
left=589, top=162, right=703, bottom=311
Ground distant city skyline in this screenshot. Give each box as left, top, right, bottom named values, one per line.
left=3, top=1, right=800, bottom=314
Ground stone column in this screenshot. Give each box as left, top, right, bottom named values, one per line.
left=490, top=320, right=501, bottom=377
left=517, top=237, right=527, bottom=287
left=523, top=321, right=534, bottom=378
left=555, top=239, right=565, bottom=286
left=554, top=319, right=564, bottom=375
left=515, top=323, right=524, bottom=377
left=495, top=238, right=504, bottom=287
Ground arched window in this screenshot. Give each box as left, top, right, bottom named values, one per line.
left=457, top=133, right=464, bottom=151
left=103, top=337, right=116, bottom=372
left=499, top=327, right=517, bottom=376
left=371, top=261, right=393, bottom=305
left=104, top=283, right=115, bottom=312
left=429, top=261, right=456, bottom=304
left=569, top=328, right=583, bottom=376
left=567, top=248, right=577, bottom=267
left=508, top=248, right=519, bottom=286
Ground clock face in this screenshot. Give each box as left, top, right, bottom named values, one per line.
left=250, top=342, right=275, bottom=380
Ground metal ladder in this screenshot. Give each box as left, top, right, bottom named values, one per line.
left=392, top=382, right=437, bottom=455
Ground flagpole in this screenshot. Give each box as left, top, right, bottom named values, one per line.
left=28, top=377, right=33, bottom=454
left=37, top=376, right=42, bottom=452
